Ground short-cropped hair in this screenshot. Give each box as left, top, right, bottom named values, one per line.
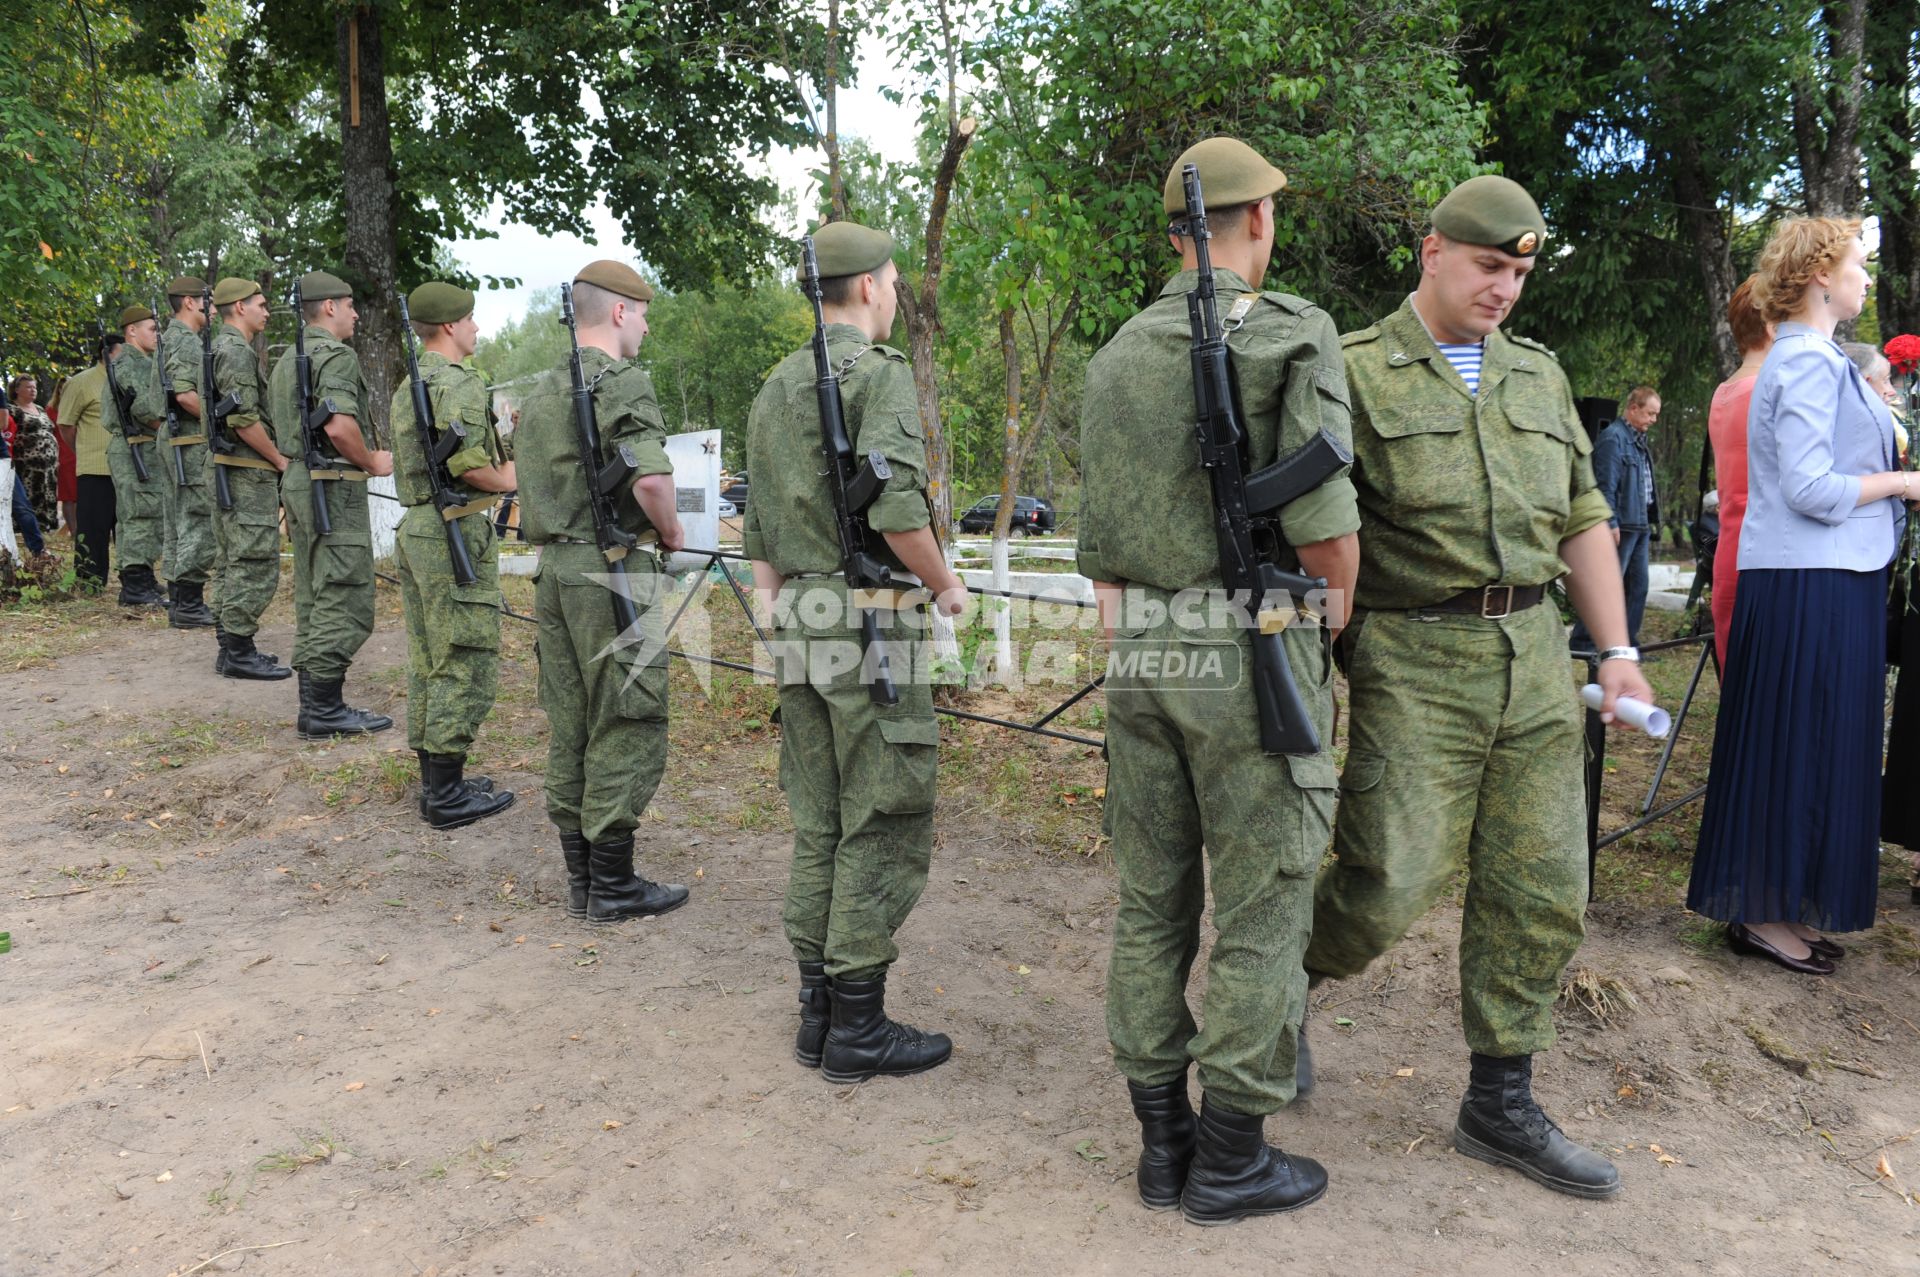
left=1751, top=217, right=1862, bottom=324
left=1727, top=276, right=1768, bottom=355
left=1625, top=385, right=1660, bottom=409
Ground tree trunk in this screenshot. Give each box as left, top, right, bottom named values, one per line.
left=337, top=5, right=400, bottom=441
left=1866, top=0, right=1919, bottom=339
left=1790, top=0, right=1869, bottom=216
left=824, top=0, right=846, bottom=221
left=1669, top=135, right=1740, bottom=380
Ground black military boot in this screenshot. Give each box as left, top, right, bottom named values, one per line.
left=413, top=749, right=495, bottom=817
left=118, top=565, right=163, bottom=606
left=219, top=631, right=292, bottom=681
left=298, top=676, right=394, bottom=739
left=795, top=960, right=831, bottom=1068
left=586, top=833, right=689, bottom=923
left=419, top=753, right=515, bottom=830
left=819, top=973, right=952, bottom=1085
left=168, top=580, right=215, bottom=628
left=1127, top=1074, right=1197, bottom=1211
left=559, top=829, right=591, bottom=920
left=1453, top=1053, right=1620, bottom=1199
left=1180, top=1095, right=1329, bottom=1226
left=213, top=623, right=228, bottom=674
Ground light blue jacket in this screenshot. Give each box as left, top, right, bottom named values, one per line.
left=1738, top=323, right=1901, bottom=573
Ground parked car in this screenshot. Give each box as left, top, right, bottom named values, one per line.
left=957, top=494, right=1056, bottom=536
left=721, top=472, right=749, bottom=515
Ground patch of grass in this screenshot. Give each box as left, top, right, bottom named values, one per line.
left=373, top=751, right=415, bottom=803
left=256, top=1132, right=346, bottom=1174
left=1869, top=918, right=1920, bottom=972
left=1558, top=966, right=1640, bottom=1025
left=1679, top=917, right=1729, bottom=954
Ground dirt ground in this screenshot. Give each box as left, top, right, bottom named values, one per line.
left=3, top=581, right=1918, bottom=1277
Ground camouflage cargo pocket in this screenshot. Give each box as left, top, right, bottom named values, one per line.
left=446, top=580, right=501, bottom=652
left=1284, top=752, right=1338, bottom=874
left=873, top=716, right=938, bottom=814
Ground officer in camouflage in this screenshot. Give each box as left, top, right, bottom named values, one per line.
left=390, top=280, right=517, bottom=830
left=517, top=259, right=687, bottom=922
left=1305, top=175, right=1654, bottom=1200
left=267, top=270, right=394, bottom=738
left=1077, top=138, right=1359, bottom=1225
left=105, top=305, right=167, bottom=607
left=744, top=220, right=968, bottom=1086
left=150, top=275, right=217, bottom=628
left=207, top=277, right=292, bottom=681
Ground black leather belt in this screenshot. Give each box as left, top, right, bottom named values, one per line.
left=1418, top=583, right=1548, bottom=619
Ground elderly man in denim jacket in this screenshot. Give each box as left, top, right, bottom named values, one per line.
left=1572, top=385, right=1661, bottom=647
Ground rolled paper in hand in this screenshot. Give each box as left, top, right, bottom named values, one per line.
left=1580, top=684, right=1670, bottom=738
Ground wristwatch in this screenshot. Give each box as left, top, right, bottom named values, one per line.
left=1598, top=645, right=1641, bottom=665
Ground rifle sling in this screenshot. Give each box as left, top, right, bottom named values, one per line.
left=213, top=453, right=278, bottom=471
left=167, top=434, right=206, bottom=447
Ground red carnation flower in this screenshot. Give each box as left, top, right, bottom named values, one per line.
left=1888, top=333, right=1920, bottom=377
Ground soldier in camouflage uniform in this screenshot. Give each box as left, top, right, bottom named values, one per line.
left=517, top=260, right=688, bottom=922
left=104, top=305, right=167, bottom=606
left=207, top=278, right=291, bottom=681
left=152, top=276, right=218, bottom=628
left=1305, top=176, right=1655, bottom=1200
left=1077, top=139, right=1358, bottom=1225
left=744, top=221, right=968, bottom=1086
left=267, top=270, right=394, bottom=738
left=390, top=280, right=517, bottom=830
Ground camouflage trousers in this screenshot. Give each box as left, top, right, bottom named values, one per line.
left=284, top=466, right=375, bottom=681
left=214, top=464, right=282, bottom=636
left=106, top=435, right=166, bottom=570
left=1306, top=601, right=1588, bottom=1058
left=163, top=435, right=215, bottom=585
left=397, top=506, right=501, bottom=756
left=534, top=542, right=668, bottom=844
left=1104, top=586, right=1336, bottom=1115
left=771, top=579, right=939, bottom=982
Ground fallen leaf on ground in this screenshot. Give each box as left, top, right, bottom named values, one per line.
left=513, top=935, right=527, bottom=945
left=603, top=1120, right=623, bottom=1131
left=1395, top=1067, right=1415, bottom=1078
left=344, top=1081, right=365, bottom=1092
left=154, top=1170, right=172, bottom=1182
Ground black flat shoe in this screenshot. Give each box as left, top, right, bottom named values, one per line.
left=1804, top=936, right=1844, bottom=960
left=1728, top=924, right=1835, bottom=975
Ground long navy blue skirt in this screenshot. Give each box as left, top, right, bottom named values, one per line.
left=1687, top=566, right=1886, bottom=931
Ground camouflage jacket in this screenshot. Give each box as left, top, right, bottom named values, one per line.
left=267, top=325, right=376, bottom=464
left=1341, top=296, right=1612, bottom=611
left=388, top=350, right=509, bottom=508
left=1076, top=267, right=1361, bottom=591
left=514, top=346, right=671, bottom=545
left=211, top=324, right=266, bottom=436
left=741, top=323, right=931, bottom=577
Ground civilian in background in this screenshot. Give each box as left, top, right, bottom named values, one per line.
left=50, top=374, right=76, bottom=535
left=1570, top=385, right=1661, bottom=649
left=9, top=376, right=60, bottom=533
left=57, top=337, right=120, bottom=590
left=0, top=409, right=47, bottom=557
left=1706, top=279, right=1772, bottom=669
left=1688, top=217, right=1903, bottom=974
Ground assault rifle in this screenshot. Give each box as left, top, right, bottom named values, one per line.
left=100, top=321, right=149, bottom=483
left=289, top=279, right=338, bottom=537
left=801, top=235, right=900, bottom=707
left=198, top=284, right=240, bottom=513
left=153, top=292, right=189, bottom=487
left=396, top=292, right=478, bottom=587
left=558, top=281, right=641, bottom=634
left=1180, top=163, right=1351, bottom=756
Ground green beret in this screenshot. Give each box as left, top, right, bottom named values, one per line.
left=299, top=270, right=354, bottom=302
left=1432, top=175, right=1548, bottom=257
left=809, top=221, right=894, bottom=278
left=166, top=274, right=207, bottom=299
left=574, top=260, right=655, bottom=303
left=211, top=276, right=263, bottom=307
left=118, top=304, right=153, bottom=327
left=407, top=281, right=475, bottom=326
left=1162, top=137, right=1288, bottom=217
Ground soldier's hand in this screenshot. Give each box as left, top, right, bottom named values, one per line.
left=657, top=517, right=686, bottom=554
left=933, top=582, right=969, bottom=617
left=1595, top=657, right=1656, bottom=727
left=367, top=449, right=395, bottom=478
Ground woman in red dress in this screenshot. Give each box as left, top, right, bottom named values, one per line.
left=1706, top=278, right=1772, bottom=669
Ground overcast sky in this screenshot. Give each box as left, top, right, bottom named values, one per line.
left=450, top=64, right=919, bottom=338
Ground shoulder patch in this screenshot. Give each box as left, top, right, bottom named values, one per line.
left=869, top=342, right=910, bottom=364
left=1508, top=334, right=1559, bottom=361
left=1257, top=291, right=1317, bottom=318
left=1340, top=325, right=1383, bottom=348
